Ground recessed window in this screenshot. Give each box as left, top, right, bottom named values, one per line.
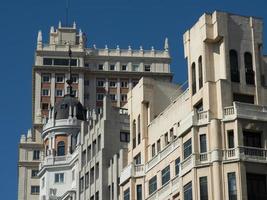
left=198, top=56, right=203, bottom=89
left=120, top=132, right=130, bottom=142
left=121, top=94, right=127, bottom=102
left=42, top=89, right=50, bottom=96
left=109, top=81, right=116, bottom=87
left=31, top=186, right=40, bottom=195
left=134, top=153, right=141, bottom=165
left=80, top=177, right=84, bottom=192
left=227, top=130, right=235, bottom=148
left=200, top=134, right=207, bottom=153
left=183, top=138, right=192, bottom=159
left=42, top=74, right=51, bottom=83
left=97, top=93, right=104, bottom=101
left=229, top=50, right=240, bottom=83
left=42, top=103, right=49, bottom=110
left=136, top=184, right=142, bottom=200
left=54, top=173, right=64, bottom=183
left=164, top=132, right=169, bottom=146
left=110, top=64, right=115, bottom=70
left=200, top=176, right=208, bottom=200
left=124, top=188, right=130, bottom=200
left=31, top=169, right=39, bottom=178
left=132, top=64, right=139, bottom=71
left=96, top=162, right=99, bottom=180
left=98, top=64, right=103, bottom=70
left=151, top=143, right=156, bottom=157
left=157, top=139, right=161, bottom=153
left=149, top=176, right=157, bottom=195
left=97, top=80, right=105, bottom=87
left=144, top=65, right=151, bottom=72
left=90, top=167, right=94, bottom=185
left=71, top=89, right=77, bottom=97
left=57, top=141, right=65, bottom=156
left=192, top=62, right=196, bottom=95
left=56, top=89, right=63, bottom=97
left=184, top=182, right=192, bottom=200
left=233, top=93, right=254, bottom=104
left=33, top=150, right=40, bottom=160
left=72, top=170, right=75, bottom=181
left=43, top=58, right=53, bottom=65
left=71, top=75, right=78, bottom=83
left=161, top=165, right=170, bottom=185
left=121, top=81, right=128, bottom=88
left=175, top=157, right=180, bottom=176
left=244, top=52, right=255, bottom=85
left=56, top=74, right=64, bottom=83
left=228, top=172, right=237, bottom=200
left=54, top=58, right=77, bottom=66
left=122, top=65, right=127, bottom=71
left=85, top=172, right=89, bottom=188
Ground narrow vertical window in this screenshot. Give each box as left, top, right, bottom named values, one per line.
left=136, top=184, right=142, bottom=200
left=133, top=120, right=136, bottom=149
left=184, top=182, right=192, bottom=200
left=151, top=144, right=156, bottom=157
left=198, top=56, right=203, bottom=89
left=229, top=50, right=240, bottom=82
left=200, top=134, right=207, bottom=153
left=192, top=62, right=196, bottom=94
left=228, top=172, right=237, bottom=200
left=200, top=176, right=208, bottom=200
left=57, top=141, right=65, bottom=156
left=183, top=138, right=192, bottom=159
left=157, top=139, right=161, bottom=153
left=175, top=157, right=180, bottom=176
left=227, top=130, right=234, bottom=148
left=161, top=165, right=170, bottom=185
left=124, top=188, right=130, bottom=200
left=244, top=52, right=255, bottom=85
left=149, top=176, right=157, bottom=195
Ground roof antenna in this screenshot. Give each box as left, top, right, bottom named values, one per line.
left=66, top=43, right=73, bottom=96
left=66, top=0, right=70, bottom=27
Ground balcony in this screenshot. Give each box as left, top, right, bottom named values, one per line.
left=223, top=102, right=267, bottom=122
left=196, top=110, right=209, bottom=125
left=119, top=163, right=145, bottom=185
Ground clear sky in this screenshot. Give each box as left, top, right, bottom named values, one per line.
left=0, top=0, right=267, bottom=198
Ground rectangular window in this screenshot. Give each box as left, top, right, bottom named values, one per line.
left=71, top=75, right=78, bottom=83
left=42, top=103, right=49, bottom=110
left=175, top=157, right=180, bottom=176
left=134, top=153, right=141, bottom=165
left=121, top=94, right=127, bottom=102
left=71, top=89, right=77, bottom=97
left=183, top=138, right=192, bottom=159
left=121, top=81, right=128, bottom=88
left=133, top=64, right=139, bottom=71
left=122, top=65, right=127, bottom=71
left=243, top=131, right=261, bottom=148
left=233, top=93, right=254, bottom=104
left=31, top=186, right=40, bottom=195
left=54, top=58, right=77, bottom=66
left=157, top=139, right=161, bottom=153
left=228, top=172, right=237, bottom=200
left=246, top=173, right=267, bottom=200
left=42, top=74, right=50, bottom=82
left=92, top=140, right=96, bottom=156
left=170, top=128, right=174, bottom=141
left=56, top=89, right=63, bottom=97
left=184, top=182, right=192, bottom=200
left=98, top=135, right=101, bottom=152
left=161, top=165, right=170, bottom=185
left=124, top=188, right=130, bottom=200
left=149, top=176, right=157, bottom=195
left=136, top=184, right=142, bottom=200
left=96, top=162, right=99, bottom=180
left=200, top=176, right=208, bottom=200
left=85, top=172, right=89, bottom=188
left=97, top=80, right=105, bottom=87
left=151, top=143, right=156, bottom=157
left=82, top=150, right=86, bottom=167
left=31, top=169, right=39, bottom=178
left=144, top=65, right=151, bottom=72
left=87, top=145, right=91, bottom=161
left=110, top=64, right=115, bottom=70
left=43, top=58, right=53, bottom=65
left=80, top=177, right=84, bottom=192
left=72, top=169, right=75, bottom=181
left=109, top=94, right=117, bottom=101
left=109, top=81, right=117, bottom=87
left=200, top=134, right=207, bottom=153
left=90, top=167, right=94, bottom=184
left=120, top=132, right=130, bottom=142
left=56, top=74, right=64, bottom=83
left=98, top=64, right=103, bottom=70
left=228, top=130, right=235, bottom=148
left=96, top=191, right=99, bottom=200
left=42, top=89, right=50, bottom=96
left=164, top=133, right=169, bottom=146
left=54, top=173, right=64, bottom=183
left=33, top=150, right=40, bottom=160
left=97, top=93, right=104, bottom=101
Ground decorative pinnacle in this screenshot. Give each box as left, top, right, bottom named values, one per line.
left=164, top=37, right=169, bottom=51
left=37, top=30, right=42, bottom=42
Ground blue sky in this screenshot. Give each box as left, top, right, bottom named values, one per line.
left=0, top=0, right=267, bottom=198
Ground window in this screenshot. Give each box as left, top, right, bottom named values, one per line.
left=85, top=172, right=89, bottom=188
left=157, top=139, right=161, bottom=153
left=243, top=131, right=261, bottom=148
left=121, top=81, right=128, bottom=88
left=124, top=188, right=130, bottom=200
left=42, top=103, right=49, bottom=110
left=96, top=191, right=99, bottom=200
left=97, top=93, right=104, bottom=101
left=87, top=145, right=91, bottom=161
left=149, top=176, right=157, bottom=195
left=151, top=144, right=156, bottom=157
left=71, top=75, right=78, bottom=83
left=198, top=56, right=203, bottom=89
left=247, top=173, right=267, bottom=200
left=192, top=62, right=196, bottom=95
left=200, top=134, right=207, bottom=153
left=121, top=94, right=127, bottom=102
left=90, top=195, right=94, bottom=200
left=72, top=170, right=75, bottom=181
left=54, top=58, right=77, bottom=66
left=244, top=52, right=255, bottom=85
left=42, top=89, right=49, bottom=96
left=71, top=89, right=77, bottom=97
left=134, top=153, right=141, bottom=165
left=90, top=167, right=94, bottom=184
left=132, top=64, right=139, bottom=71
left=98, top=64, right=103, bottom=70
left=56, top=89, right=63, bottom=97
left=110, top=64, right=115, bottom=70
left=42, top=74, right=50, bottom=82
left=54, top=173, right=64, bottom=183
left=227, top=130, right=234, bottom=148
left=82, top=150, right=86, bottom=167
left=183, top=138, right=192, bottom=159
left=97, top=135, right=101, bottom=152
left=57, top=141, right=65, bottom=156
left=228, top=172, right=237, bottom=200
left=97, top=80, right=105, bottom=87
left=164, top=133, right=169, bottom=146
left=184, top=182, right=192, bottom=200
left=109, top=81, right=116, bottom=87
left=229, top=50, right=240, bottom=82
left=56, top=74, right=64, bottom=83
left=92, top=140, right=96, bottom=156
left=144, top=65, right=151, bottom=72
left=161, top=165, right=170, bottom=185
left=170, top=128, right=174, bottom=141
left=120, top=132, right=130, bottom=142
left=133, top=120, right=136, bottom=149
left=96, top=162, right=99, bottom=180
left=31, top=169, right=39, bottom=178
left=109, top=94, right=116, bottom=101
left=122, top=65, right=127, bottom=71
left=43, top=58, right=53, bottom=65
left=31, top=186, right=40, bottom=195
left=233, top=93, right=254, bottom=104
left=200, top=176, right=208, bottom=200
left=33, top=150, right=40, bottom=160
left=136, top=184, right=142, bottom=200
left=80, top=177, right=84, bottom=192
left=175, top=157, right=180, bottom=176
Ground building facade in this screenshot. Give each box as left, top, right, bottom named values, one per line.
left=18, top=22, right=172, bottom=200
left=119, top=11, right=267, bottom=200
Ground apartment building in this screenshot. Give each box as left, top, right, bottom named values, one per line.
left=119, top=11, right=267, bottom=200
left=18, top=22, right=172, bottom=200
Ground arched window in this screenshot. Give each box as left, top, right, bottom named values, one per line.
left=198, top=56, right=203, bottom=89
left=229, top=50, right=240, bottom=82
left=57, top=141, right=65, bottom=156
left=192, top=62, right=196, bottom=95
left=244, top=52, right=255, bottom=85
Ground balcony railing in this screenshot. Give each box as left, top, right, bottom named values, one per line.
left=120, top=163, right=145, bottom=184
left=196, top=110, right=209, bottom=125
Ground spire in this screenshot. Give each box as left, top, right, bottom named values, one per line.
left=50, top=26, right=55, bottom=33
left=27, top=129, right=32, bottom=142
left=37, top=30, right=42, bottom=42
left=66, top=43, right=73, bottom=96
left=73, top=21, right=76, bottom=29
left=59, top=21, right=62, bottom=28
left=164, top=37, right=169, bottom=51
